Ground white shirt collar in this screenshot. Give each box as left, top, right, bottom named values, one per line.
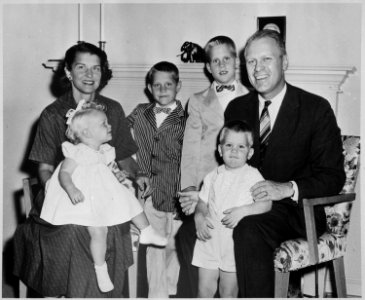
left=213, top=80, right=239, bottom=111
left=155, top=101, right=177, bottom=128
left=217, top=163, right=249, bottom=174
left=258, top=83, right=287, bottom=106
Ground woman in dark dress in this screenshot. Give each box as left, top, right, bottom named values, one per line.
left=13, top=42, right=150, bottom=298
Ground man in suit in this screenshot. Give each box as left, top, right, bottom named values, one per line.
left=224, top=29, right=345, bottom=297
left=176, top=36, right=249, bottom=297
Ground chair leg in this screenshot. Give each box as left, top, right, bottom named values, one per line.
left=19, top=280, right=27, bottom=298
left=332, top=257, right=347, bottom=298
left=274, top=271, right=290, bottom=298
left=302, top=265, right=327, bottom=297
left=314, top=265, right=319, bottom=297
left=323, top=265, right=329, bottom=298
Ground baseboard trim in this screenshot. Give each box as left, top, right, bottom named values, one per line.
left=324, top=277, right=362, bottom=297
left=346, top=278, right=362, bottom=297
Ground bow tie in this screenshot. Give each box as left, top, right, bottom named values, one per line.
left=153, top=106, right=172, bottom=114
left=216, top=84, right=235, bottom=93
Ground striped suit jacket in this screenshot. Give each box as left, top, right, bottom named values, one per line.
left=128, top=101, right=187, bottom=212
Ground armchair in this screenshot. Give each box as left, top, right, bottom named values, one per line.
left=274, top=135, right=360, bottom=298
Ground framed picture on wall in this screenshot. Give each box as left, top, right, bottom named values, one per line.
left=257, top=16, right=286, bottom=43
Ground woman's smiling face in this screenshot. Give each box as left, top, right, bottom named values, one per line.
left=67, top=52, right=102, bottom=99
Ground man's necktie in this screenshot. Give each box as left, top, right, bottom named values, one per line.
left=259, top=100, right=272, bottom=164
left=216, top=84, right=235, bottom=93
left=153, top=106, right=172, bottom=114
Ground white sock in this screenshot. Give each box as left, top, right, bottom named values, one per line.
left=139, top=225, right=168, bottom=246
left=94, top=262, right=114, bottom=293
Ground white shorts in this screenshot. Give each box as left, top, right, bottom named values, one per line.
left=192, top=219, right=236, bottom=272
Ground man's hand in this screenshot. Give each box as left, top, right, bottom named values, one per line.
left=250, top=180, right=294, bottom=202
left=136, top=175, right=152, bottom=198
left=178, top=187, right=199, bottom=215
left=221, top=206, right=247, bottom=229
left=195, top=213, right=214, bottom=242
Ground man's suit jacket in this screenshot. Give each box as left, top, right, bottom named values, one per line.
left=180, top=82, right=249, bottom=190
left=128, top=101, right=187, bottom=212
left=225, top=83, right=345, bottom=207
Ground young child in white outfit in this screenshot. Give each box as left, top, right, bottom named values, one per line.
left=40, top=100, right=167, bottom=293
left=192, top=120, right=272, bottom=298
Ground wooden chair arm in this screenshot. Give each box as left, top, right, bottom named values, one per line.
left=303, top=193, right=356, bottom=207
left=302, top=193, right=356, bottom=265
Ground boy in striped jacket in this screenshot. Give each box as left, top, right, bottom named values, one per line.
left=128, top=61, right=187, bottom=298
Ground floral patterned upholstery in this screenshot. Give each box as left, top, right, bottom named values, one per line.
left=274, top=136, right=360, bottom=273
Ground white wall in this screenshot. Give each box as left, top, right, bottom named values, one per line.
left=2, top=2, right=362, bottom=297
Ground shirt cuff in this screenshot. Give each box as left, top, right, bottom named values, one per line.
left=290, top=181, right=299, bottom=203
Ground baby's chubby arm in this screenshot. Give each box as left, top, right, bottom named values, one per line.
left=59, top=157, right=84, bottom=205
left=194, top=199, right=214, bottom=242
left=221, top=200, right=272, bottom=229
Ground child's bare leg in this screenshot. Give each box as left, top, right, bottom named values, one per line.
left=89, top=226, right=108, bottom=265
left=88, top=226, right=114, bottom=293
left=218, top=270, right=238, bottom=298
left=132, top=212, right=168, bottom=246
left=131, top=212, right=150, bottom=230
left=197, top=268, right=219, bottom=298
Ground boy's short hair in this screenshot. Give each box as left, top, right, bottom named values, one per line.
left=219, top=120, right=254, bottom=146
left=147, top=61, right=180, bottom=85
left=244, top=29, right=286, bottom=58
left=204, top=35, right=237, bottom=63
left=66, top=103, right=105, bottom=144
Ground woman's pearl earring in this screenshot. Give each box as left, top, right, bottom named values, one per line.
left=65, top=71, right=73, bottom=81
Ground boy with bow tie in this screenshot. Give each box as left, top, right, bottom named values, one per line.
left=176, top=36, right=249, bottom=297
left=127, top=61, right=187, bottom=298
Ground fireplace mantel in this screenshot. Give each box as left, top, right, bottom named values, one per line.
left=42, top=61, right=355, bottom=91
left=42, top=61, right=356, bottom=115
left=108, top=64, right=356, bottom=114
left=108, top=64, right=356, bottom=93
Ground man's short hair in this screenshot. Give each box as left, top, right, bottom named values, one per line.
left=244, top=29, right=286, bottom=58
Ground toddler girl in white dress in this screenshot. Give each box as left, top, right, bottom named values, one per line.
left=40, top=100, right=167, bottom=293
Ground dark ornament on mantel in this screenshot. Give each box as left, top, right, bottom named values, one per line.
left=178, top=41, right=205, bottom=63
